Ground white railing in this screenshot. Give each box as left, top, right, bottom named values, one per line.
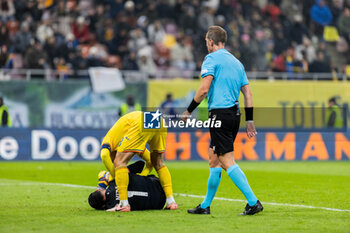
left=0, top=68, right=348, bottom=82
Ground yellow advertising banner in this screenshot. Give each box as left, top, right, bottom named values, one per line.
left=148, top=80, right=350, bottom=129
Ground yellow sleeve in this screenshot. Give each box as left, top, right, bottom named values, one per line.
left=138, top=149, right=153, bottom=176
left=100, top=148, right=115, bottom=179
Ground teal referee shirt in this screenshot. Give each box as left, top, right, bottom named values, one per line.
left=200, top=48, right=249, bottom=111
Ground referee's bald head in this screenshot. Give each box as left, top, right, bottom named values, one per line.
left=206, top=26, right=227, bottom=45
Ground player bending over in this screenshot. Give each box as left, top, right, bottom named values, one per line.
left=88, top=161, right=166, bottom=211
left=99, top=111, right=177, bottom=212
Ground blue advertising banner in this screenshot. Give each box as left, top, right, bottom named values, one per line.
left=0, top=128, right=349, bottom=161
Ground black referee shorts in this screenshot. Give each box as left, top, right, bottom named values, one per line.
left=209, top=106, right=240, bottom=155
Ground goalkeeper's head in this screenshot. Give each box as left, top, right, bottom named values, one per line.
left=88, top=190, right=106, bottom=210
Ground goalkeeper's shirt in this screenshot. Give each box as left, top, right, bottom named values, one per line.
left=105, top=174, right=166, bottom=210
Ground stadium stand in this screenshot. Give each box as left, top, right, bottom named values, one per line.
left=0, top=0, right=349, bottom=79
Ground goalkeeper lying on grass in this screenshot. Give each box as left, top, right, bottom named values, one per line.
left=88, top=160, right=166, bottom=211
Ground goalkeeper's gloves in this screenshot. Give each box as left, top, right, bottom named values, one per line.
left=97, top=171, right=110, bottom=190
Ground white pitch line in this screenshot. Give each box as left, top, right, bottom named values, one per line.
left=2, top=179, right=350, bottom=213
left=176, top=193, right=350, bottom=213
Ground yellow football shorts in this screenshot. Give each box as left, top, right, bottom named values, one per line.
left=116, top=119, right=167, bottom=154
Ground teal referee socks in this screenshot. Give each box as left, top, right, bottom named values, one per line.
left=200, top=167, right=222, bottom=209
left=227, top=164, right=258, bottom=206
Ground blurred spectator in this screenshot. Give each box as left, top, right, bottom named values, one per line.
left=0, top=24, right=10, bottom=46
left=38, top=0, right=54, bottom=10
left=148, top=20, right=165, bottom=43
left=274, top=31, right=289, bottom=55
left=295, top=37, right=316, bottom=63
left=170, top=37, right=195, bottom=71
left=25, top=39, right=48, bottom=71
left=0, top=96, right=12, bottom=127
left=55, top=57, right=71, bottom=79
left=59, top=33, right=78, bottom=60
left=179, top=6, right=197, bottom=35
left=288, top=15, right=310, bottom=45
left=0, top=0, right=349, bottom=77
left=160, top=93, right=176, bottom=117
left=198, top=7, right=215, bottom=33
left=119, top=95, right=141, bottom=117
left=109, top=0, right=124, bottom=19
left=0, top=45, right=9, bottom=67
left=318, top=41, right=331, bottom=63
left=111, top=27, right=129, bottom=58
left=262, top=0, right=281, bottom=22
left=13, top=22, right=33, bottom=53
left=128, top=28, right=147, bottom=52
left=36, top=12, right=53, bottom=43
left=0, top=0, right=15, bottom=22
left=329, top=0, right=344, bottom=25
left=252, top=30, right=269, bottom=71
left=280, top=1, right=301, bottom=23
left=69, top=48, right=88, bottom=75
left=122, top=51, right=138, bottom=70
left=86, top=45, right=107, bottom=67
left=54, top=0, right=73, bottom=36
left=326, top=96, right=343, bottom=128
left=137, top=45, right=156, bottom=78
left=157, top=0, right=174, bottom=19
left=23, top=0, right=42, bottom=22
left=72, top=16, right=90, bottom=44
left=239, top=34, right=256, bottom=71
left=337, top=4, right=350, bottom=44
left=272, top=50, right=286, bottom=72
left=44, top=36, right=60, bottom=67
left=310, top=0, right=333, bottom=36
left=309, top=51, right=331, bottom=72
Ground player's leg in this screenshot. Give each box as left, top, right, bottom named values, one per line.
left=150, top=151, right=177, bottom=210
left=113, top=151, right=134, bottom=211
left=137, top=148, right=153, bottom=176
left=188, top=148, right=222, bottom=214
left=148, top=130, right=177, bottom=210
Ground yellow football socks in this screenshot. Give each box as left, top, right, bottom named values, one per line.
left=100, top=148, right=115, bottom=179
left=139, top=149, right=153, bottom=176
left=115, top=166, right=129, bottom=201
left=157, top=166, right=173, bottom=198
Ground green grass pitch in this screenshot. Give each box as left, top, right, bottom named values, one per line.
left=0, top=161, right=349, bottom=233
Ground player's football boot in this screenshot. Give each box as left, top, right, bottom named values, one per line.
left=165, top=202, right=178, bottom=210
left=241, top=200, right=263, bottom=215
left=115, top=204, right=131, bottom=212
left=187, top=204, right=210, bottom=214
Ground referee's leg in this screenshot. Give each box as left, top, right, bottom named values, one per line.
left=200, top=148, right=222, bottom=209
left=218, top=151, right=258, bottom=207
left=216, top=111, right=261, bottom=214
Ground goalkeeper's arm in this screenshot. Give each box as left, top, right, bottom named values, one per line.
left=97, top=171, right=110, bottom=190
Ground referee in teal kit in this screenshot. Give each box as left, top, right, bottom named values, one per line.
left=182, top=26, right=263, bottom=215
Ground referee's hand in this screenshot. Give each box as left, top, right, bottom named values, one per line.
left=181, top=110, right=191, bottom=122
left=246, top=121, right=257, bottom=138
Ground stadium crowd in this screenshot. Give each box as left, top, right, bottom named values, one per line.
left=0, top=0, right=349, bottom=79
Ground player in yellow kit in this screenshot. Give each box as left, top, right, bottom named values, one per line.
left=100, top=111, right=177, bottom=212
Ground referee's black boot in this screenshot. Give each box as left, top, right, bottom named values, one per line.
left=241, top=200, right=263, bottom=215
left=187, top=204, right=210, bottom=214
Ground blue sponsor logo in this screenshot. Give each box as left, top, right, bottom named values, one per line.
left=143, top=110, right=161, bottom=129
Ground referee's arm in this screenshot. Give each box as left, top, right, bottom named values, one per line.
left=194, top=75, right=213, bottom=103
left=182, top=75, right=213, bottom=120
left=241, top=84, right=253, bottom=107
left=241, top=84, right=257, bottom=138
